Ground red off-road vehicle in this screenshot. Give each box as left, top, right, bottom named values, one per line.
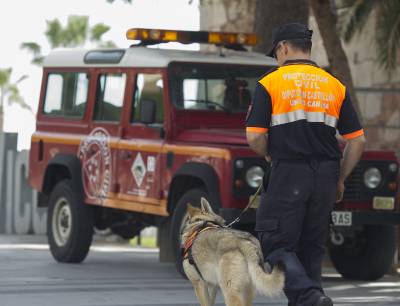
left=29, top=29, right=399, bottom=280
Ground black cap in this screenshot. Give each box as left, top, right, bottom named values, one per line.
left=267, top=23, right=313, bottom=57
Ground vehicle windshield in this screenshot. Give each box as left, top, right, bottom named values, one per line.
left=168, top=63, right=268, bottom=113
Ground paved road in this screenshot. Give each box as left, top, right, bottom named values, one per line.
left=0, top=235, right=399, bottom=306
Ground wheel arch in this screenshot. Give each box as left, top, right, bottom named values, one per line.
left=41, top=154, right=83, bottom=202
left=167, top=162, right=221, bottom=214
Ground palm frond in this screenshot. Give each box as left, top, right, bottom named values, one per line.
left=0, top=68, right=12, bottom=87
left=7, top=85, right=22, bottom=103
left=6, top=85, right=32, bottom=111
left=90, top=23, right=111, bottom=42
left=20, top=42, right=41, bottom=55
left=32, top=56, right=45, bottom=66
left=376, top=0, right=400, bottom=74
left=8, top=96, right=33, bottom=113
left=7, top=84, right=19, bottom=97
left=339, top=0, right=375, bottom=42
left=64, top=15, right=89, bottom=47
left=45, top=19, right=63, bottom=48
left=15, top=75, right=28, bottom=85
left=21, top=42, right=44, bottom=65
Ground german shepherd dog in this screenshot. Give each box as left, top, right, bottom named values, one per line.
left=181, top=198, right=284, bottom=306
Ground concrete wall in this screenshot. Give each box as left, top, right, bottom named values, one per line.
left=0, top=133, right=46, bottom=234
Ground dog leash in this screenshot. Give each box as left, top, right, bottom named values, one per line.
left=224, top=183, right=263, bottom=228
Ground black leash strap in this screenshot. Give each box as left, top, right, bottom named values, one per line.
left=224, top=184, right=263, bottom=228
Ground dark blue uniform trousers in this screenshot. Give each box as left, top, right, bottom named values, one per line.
left=256, top=159, right=339, bottom=306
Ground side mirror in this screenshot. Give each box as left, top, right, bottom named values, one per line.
left=140, top=99, right=156, bottom=124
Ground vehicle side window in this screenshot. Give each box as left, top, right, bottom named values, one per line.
left=131, top=73, right=164, bottom=124
left=43, top=72, right=89, bottom=117
left=94, top=73, right=126, bottom=121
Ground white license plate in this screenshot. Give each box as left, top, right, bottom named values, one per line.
left=331, top=211, right=352, bottom=226
left=249, top=195, right=261, bottom=208
left=373, top=197, right=395, bottom=210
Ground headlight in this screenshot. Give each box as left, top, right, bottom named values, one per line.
left=245, top=166, right=264, bottom=188
left=363, top=167, right=382, bottom=189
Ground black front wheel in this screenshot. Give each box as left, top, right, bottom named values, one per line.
left=47, top=180, right=94, bottom=263
left=328, top=225, right=397, bottom=281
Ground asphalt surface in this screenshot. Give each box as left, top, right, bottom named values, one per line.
left=0, top=235, right=399, bottom=306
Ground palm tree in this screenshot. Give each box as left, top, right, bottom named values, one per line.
left=0, top=68, right=31, bottom=131
left=21, top=15, right=115, bottom=65
left=339, top=0, right=400, bottom=75
left=310, top=0, right=362, bottom=116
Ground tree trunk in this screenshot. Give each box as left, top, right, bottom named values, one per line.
left=253, top=0, right=309, bottom=53
left=310, top=0, right=362, bottom=117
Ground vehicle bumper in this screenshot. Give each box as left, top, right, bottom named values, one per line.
left=219, top=208, right=400, bottom=226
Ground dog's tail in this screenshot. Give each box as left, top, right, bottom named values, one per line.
left=248, top=261, right=284, bottom=297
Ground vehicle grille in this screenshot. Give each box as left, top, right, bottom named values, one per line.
left=343, top=164, right=363, bottom=200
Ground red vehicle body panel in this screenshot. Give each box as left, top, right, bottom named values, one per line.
left=29, top=62, right=399, bottom=222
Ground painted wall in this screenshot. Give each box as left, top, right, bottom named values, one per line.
left=0, top=133, right=46, bottom=234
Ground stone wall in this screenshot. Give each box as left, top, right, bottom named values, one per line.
left=200, top=0, right=256, bottom=33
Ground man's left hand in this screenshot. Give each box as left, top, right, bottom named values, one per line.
left=336, top=180, right=345, bottom=203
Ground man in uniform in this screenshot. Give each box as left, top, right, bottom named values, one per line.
left=246, top=23, right=366, bottom=306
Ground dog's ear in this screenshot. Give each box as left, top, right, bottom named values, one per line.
left=201, top=197, right=214, bottom=214
left=187, top=203, right=199, bottom=218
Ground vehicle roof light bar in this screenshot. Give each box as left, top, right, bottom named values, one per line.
left=126, top=28, right=257, bottom=49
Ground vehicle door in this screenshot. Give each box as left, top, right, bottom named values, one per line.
left=117, top=70, right=166, bottom=208
left=80, top=68, right=128, bottom=205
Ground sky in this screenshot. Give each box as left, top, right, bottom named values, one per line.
left=0, top=0, right=199, bottom=150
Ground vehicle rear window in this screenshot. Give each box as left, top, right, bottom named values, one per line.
left=93, top=73, right=126, bottom=121
left=43, top=72, right=89, bottom=118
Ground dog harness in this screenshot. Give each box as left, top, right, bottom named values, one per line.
left=182, top=221, right=221, bottom=279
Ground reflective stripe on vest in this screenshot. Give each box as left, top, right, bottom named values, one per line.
left=271, top=110, right=338, bottom=127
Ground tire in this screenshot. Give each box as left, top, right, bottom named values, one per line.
left=170, top=188, right=211, bottom=278
left=328, top=225, right=397, bottom=281
left=47, top=179, right=94, bottom=263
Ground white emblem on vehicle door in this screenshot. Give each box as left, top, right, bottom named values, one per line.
left=131, top=153, right=146, bottom=187
left=78, top=127, right=112, bottom=199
